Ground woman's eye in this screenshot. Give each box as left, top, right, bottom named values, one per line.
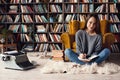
left=89, top=22, right=92, bottom=24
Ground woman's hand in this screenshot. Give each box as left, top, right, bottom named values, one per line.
left=78, top=53, right=90, bottom=62
left=78, top=53, right=87, bottom=59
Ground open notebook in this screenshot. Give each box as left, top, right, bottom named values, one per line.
left=78, top=55, right=99, bottom=62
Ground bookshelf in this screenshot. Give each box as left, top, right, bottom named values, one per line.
left=108, top=1, right=120, bottom=53
left=0, top=0, right=120, bottom=53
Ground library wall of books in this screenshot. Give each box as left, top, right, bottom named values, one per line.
left=0, top=0, right=120, bottom=53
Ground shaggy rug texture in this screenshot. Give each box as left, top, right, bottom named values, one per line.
left=38, top=59, right=120, bottom=75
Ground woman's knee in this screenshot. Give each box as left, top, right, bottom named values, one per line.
left=64, top=48, right=72, bottom=56
left=102, top=48, right=111, bottom=55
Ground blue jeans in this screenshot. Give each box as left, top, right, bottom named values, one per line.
left=64, top=48, right=111, bottom=65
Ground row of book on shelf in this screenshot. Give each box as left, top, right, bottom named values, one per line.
left=1, top=14, right=119, bottom=24
left=1, top=7, right=120, bottom=22
left=111, top=44, right=120, bottom=53
left=110, top=24, right=120, bottom=33
left=20, top=33, right=61, bottom=42
left=0, top=0, right=64, bottom=3
left=79, top=4, right=109, bottom=13
left=2, top=0, right=119, bottom=4
left=1, top=0, right=120, bottom=4
left=22, top=43, right=62, bottom=52
left=0, top=0, right=34, bottom=3
left=4, top=4, right=119, bottom=14
left=1, top=3, right=119, bottom=15
left=17, top=3, right=119, bottom=13
left=8, top=4, right=62, bottom=13
left=0, top=15, right=62, bottom=23
left=8, top=24, right=63, bottom=33
left=111, top=33, right=120, bottom=53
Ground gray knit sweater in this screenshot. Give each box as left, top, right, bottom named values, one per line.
left=75, top=30, right=102, bottom=56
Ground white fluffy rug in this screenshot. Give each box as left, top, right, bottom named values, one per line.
left=38, top=59, right=120, bottom=75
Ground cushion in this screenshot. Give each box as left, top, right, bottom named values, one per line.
left=79, top=21, right=85, bottom=29
left=100, top=20, right=109, bottom=35
left=69, top=20, right=80, bottom=35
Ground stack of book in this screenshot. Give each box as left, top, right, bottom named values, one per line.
left=51, top=50, right=64, bottom=61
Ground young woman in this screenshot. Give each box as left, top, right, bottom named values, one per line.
left=65, top=14, right=111, bottom=65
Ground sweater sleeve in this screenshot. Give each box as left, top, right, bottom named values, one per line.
left=75, top=30, right=85, bottom=54
left=93, top=35, right=102, bottom=55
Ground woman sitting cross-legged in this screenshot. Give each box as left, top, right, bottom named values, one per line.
left=65, top=14, right=111, bottom=65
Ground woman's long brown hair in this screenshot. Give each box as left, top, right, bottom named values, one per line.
left=83, top=14, right=101, bottom=34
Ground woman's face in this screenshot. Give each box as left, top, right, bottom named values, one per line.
left=86, top=17, right=97, bottom=32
